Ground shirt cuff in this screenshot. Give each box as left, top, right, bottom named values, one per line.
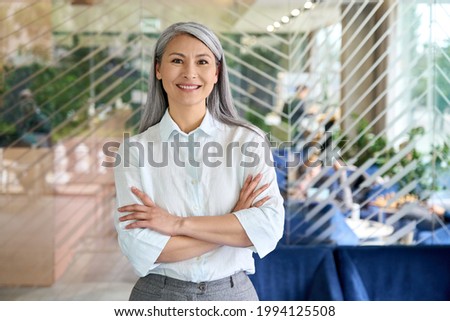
left=233, top=207, right=283, bottom=258
left=117, top=227, right=170, bottom=277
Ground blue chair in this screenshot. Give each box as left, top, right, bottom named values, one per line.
left=281, top=200, right=359, bottom=246
left=272, top=149, right=289, bottom=199
left=417, top=225, right=450, bottom=245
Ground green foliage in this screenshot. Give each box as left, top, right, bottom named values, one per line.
left=245, top=111, right=270, bottom=133
left=0, top=121, right=18, bottom=146
left=336, top=116, right=447, bottom=196
left=336, top=116, right=393, bottom=168
left=0, top=45, right=141, bottom=145
left=223, top=33, right=290, bottom=138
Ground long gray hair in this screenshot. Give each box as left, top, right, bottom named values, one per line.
left=138, top=21, right=256, bottom=134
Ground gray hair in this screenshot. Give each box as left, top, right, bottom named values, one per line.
left=138, top=21, right=257, bottom=134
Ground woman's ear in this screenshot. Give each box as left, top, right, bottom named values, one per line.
left=214, top=63, right=220, bottom=84
left=156, top=63, right=162, bottom=80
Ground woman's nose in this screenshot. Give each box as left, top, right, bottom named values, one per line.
left=183, top=62, right=197, bottom=79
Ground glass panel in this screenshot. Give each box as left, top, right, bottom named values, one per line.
left=0, top=0, right=449, bottom=296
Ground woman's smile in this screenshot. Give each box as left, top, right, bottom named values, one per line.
left=156, top=34, right=219, bottom=110
left=177, top=83, right=202, bottom=91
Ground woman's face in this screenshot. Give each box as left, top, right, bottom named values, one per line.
left=156, top=34, right=219, bottom=110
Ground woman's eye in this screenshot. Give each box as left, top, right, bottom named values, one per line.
left=172, top=58, right=183, bottom=64
left=198, top=60, right=209, bottom=65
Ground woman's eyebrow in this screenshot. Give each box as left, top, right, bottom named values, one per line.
left=168, top=52, right=213, bottom=59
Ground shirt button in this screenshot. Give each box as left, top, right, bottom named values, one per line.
left=191, top=179, right=198, bottom=185
left=198, top=283, right=206, bottom=291
left=193, top=205, right=199, bottom=210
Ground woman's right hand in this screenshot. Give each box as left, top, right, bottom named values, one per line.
left=232, top=173, right=270, bottom=212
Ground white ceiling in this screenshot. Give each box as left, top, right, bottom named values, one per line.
left=54, top=0, right=342, bottom=34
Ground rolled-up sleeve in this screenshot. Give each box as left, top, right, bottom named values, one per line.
left=113, top=141, right=170, bottom=277
left=233, top=134, right=285, bottom=258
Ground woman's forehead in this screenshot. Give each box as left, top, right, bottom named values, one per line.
left=163, top=34, right=215, bottom=58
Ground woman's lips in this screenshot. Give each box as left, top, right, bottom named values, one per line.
left=177, top=84, right=201, bottom=90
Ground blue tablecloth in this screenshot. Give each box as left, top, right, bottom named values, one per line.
left=335, top=246, right=450, bottom=300
left=250, top=245, right=450, bottom=301
left=249, top=245, right=343, bottom=300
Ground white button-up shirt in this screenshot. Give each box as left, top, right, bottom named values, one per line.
left=113, top=109, right=284, bottom=282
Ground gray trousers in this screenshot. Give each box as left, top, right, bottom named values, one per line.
left=129, top=271, right=259, bottom=301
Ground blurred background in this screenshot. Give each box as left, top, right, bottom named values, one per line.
left=0, top=0, right=449, bottom=300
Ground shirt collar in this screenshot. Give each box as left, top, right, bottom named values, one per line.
left=159, top=108, right=223, bottom=140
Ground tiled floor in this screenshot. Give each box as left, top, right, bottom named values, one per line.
left=0, top=223, right=138, bottom=301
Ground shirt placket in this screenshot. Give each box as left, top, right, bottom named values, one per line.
left=185, top=133, right=203, bottom=215
left=185, top=133, right=206, bottom=275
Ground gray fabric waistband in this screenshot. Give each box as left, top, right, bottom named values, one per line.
left=141, top=271, right=247, bottom=294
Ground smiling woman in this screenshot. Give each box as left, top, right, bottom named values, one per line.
left=155, top=34, right=219, bottom=132
left=113, top=22, right=285, bottom=301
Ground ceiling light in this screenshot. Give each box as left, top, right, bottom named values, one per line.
left=273, top=21, right=281, bottom=28
left=291, top=8, right=301, bottom=17
left=304, top=1, right=313, bottom=9
left=267, top=25, right=275, bottom=32
left=281, top=16, right=290, bottom=23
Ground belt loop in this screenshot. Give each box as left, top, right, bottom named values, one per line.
left=163, top=276, right=167, bottom=287
left=230, top=275, right=234, bottom=288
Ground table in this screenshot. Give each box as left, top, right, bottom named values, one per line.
left=345, top=218, right=394, bottom=243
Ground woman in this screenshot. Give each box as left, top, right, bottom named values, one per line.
left=113, top=22, right=284, bottom=301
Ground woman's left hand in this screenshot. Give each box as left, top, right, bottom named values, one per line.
left=118, top=187, right=181, bottom=236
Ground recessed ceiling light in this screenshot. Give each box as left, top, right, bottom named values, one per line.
left=291, top=8, right=301, bottom=17
left=281, top=16, right=290, bottom=23
left=273, top=21, right=281, bottom=28
left=304, top=1, right=313, bottom=9
left=267, top=25, right=275, bottom=32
